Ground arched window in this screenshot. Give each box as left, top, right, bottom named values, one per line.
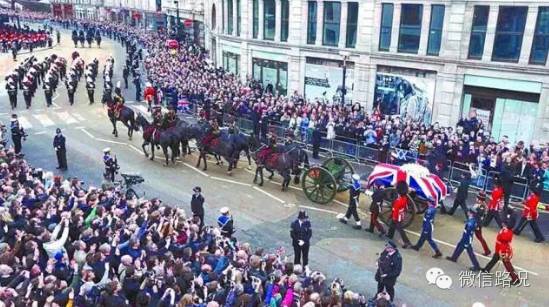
left=211, top=4, right=217, bottom=30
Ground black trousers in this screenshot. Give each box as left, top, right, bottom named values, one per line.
left=387, top=221, right=411, bottom=246
left=483, top=210, right=503, bottom=228
left=87, top=90, right=94, bottom=103
left=377, top=280, right=395, bottom=302
left=293, top=242, right=309, bottom=266
left=483, top=253, right=518, bottom=282
left=56, top=149, right=67, bottom=169
left=448, top=198, right=468, bottom=218
left=194, top=213, right=204, bottom=230
left=105, top=168, right=115, bottom=181
left=8, top=93, right=16, bottom=109
left=312, top=143, right=320, bottom=159
left=345, top=201, right=360, bottom=221
left=12, top=135, right=22, bottom=153
left=68, top=93, right=74, bottom=105
left=515, top=217, right=544, bottom=241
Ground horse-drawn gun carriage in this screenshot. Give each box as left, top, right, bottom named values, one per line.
left=367, top=163, right=448, bottom=228
left=301, top=157, right=355, bottom=204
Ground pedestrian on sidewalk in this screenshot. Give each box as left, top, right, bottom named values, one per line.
left=446, top=209, right=481, bottom=271
left=291, top=210, right=312, bottom=269
left=411, top=200, right=442, bottom=258
left=514, top=184, right=545, bottom=243
left=367, top=181, right=386, bottom=236
left=191, top=186, right=205, bottom=229
left=339, top=174, right=362, bottom=229
left=53, top=128, right=67, bottom=170
left=387, top=181, right=412, bottom=248
left=375, top=241, right=402, bottom=302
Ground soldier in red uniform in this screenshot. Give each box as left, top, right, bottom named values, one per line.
left=387, top=181, right=412, bottom=248
left=514, top=186, right=545, bottom=243
left=482, top=213, right=519, bottom=284
left=144, top=82, right=156, bottom=111
left=483, top=177, right=504, bottom=228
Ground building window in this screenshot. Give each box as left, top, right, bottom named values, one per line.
left=252, top=0, right=258, bottom=38
left=264, top=0, right=275, bottom=40
left=346, top=2, right=358, bottom=48
left=281, top=0, right=289, bottom=41
left=427, top=5, right=444, bottom=56
left=468, top=6, right=489, bottom=59
left=307, top=1, right=317, bottom=44
left=211, top=4, right=217, bottom=30
left=227, top=0, right=233, bottom=34
left=236, top=0, right=241, bottom=36
left=379, top=3, right=393, bottom=51
left=398, top=4, right=423, bottom=54
left=492, top=6, right=528, bottom=62
left=223, top=51, right=240, bottom=75
left=530, top=7, right=549, bottom=65
left=252, top=58, right=288, bottom=95
left=323, top=1, right=341, bottom=46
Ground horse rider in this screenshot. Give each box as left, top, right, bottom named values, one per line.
left=103, top=148, right=118, bottom=181
left=257, top=130, right=277, bottom=165
left=162, top=107, right=178, bottom=129
left=152, top=106, right=163, bottom=129
left=202, top=119, right=221, bottom=150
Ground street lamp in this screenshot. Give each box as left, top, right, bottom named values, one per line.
left=174, top=0, right=180, bottom=39
left=339, top=50, right=350, bottom=106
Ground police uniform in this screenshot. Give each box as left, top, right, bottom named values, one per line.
left=217, top=207, right=234, bottom=238
left=446, top=211, right=481, bottom=270
left=53, top=128, right=67, bottom=170
left=10, top=116, right=24, bottom=154
left=290, top=210, right=312, bottom=267
left=412, top=203, right=442, bottom=258
left=103, top=148, right=117, bottom=181
left=339, top=174, right=362, bottom=229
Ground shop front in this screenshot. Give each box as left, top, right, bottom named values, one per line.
left=252, top=56, right=288, bottom=96
left=222, top=51, right=240, bottom=75
left=304, top=57, right=354, bottom=104
left=461, top=75, right=541, bottom=144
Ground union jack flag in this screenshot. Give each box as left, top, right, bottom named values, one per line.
left=367, top=163, right=448, bottom=203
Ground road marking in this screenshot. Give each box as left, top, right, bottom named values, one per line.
left=73, top=113, right=86, bottom=121
left=95, top=137, right=126, bottom=145
left=128, top=144, right=143, bottom=154
left=0, top=113, right=8, bottom=116
left=79, top=128, right=95, bottom=139
left=33, top=131, right=48, bottom=135
left=33, top=114, right=55, bottom=127
left=252, top=186, right=286, bottom=204
left=56, top=111, right=78, bottom=124
left=18, top=116, right=33, bottom=129
left=210, top=176, right=251, bottom=187
left=183, top=162, right=209, bottom=177
left=299, top=205, right=339, bottom=215
left=134, top=105, right=149, bottom=115
left=74, top=126, right=85, bottom=129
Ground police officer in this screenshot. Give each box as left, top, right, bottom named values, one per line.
left=10, top=114, right=25, bottom=154
left=133, top=72, right=141, bottom=101
left=6, top=75, right=17, bottom=109
left=103, top=148, right=118, bottom=181
left=339, top=174, right=362, bottom=229
left=217, top=207, right=234, bottom=238
left=375, top=241, right=402, bottom=302
left=191, top=186, right=205, bottom=229
left=367, top=180, right=386, bottom=236
left=290, top=210, right=312, bottom=268
left=43, top=77, right=53, bottom=107
left=53, top=128, right=67, bottom=170
left=86, top=76, right=95, bottom=104
left=446, top=171, right=471, bottom=218
left=514, top=185, right=545, bottom=243
left=446, top=209, right=481, bottom=271
left=411, top=200, right=442, bottom=258
left=122, top=65, right=129, bottom=89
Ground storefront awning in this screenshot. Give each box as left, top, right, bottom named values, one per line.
left=464, top=75, right=542, bottom=94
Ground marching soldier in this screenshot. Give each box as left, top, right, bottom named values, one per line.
left=10, top=114, right=25, bottom=154
left=86, top=76, right=95, bottom=104
left=483, top=177, right=504, bottom=228
left=6, top=75, right=18, bottom=109
left=411, top=200, right=442, bottom=258
left=339, top=174, right=363, bottom=229
left=53, top=128, right=67, bottom=170
left=472, top=191, right=491, bottom=256
left=43, top=78, right=53, bottom=107
left=482, top=213, right=519, bottom=284
left=66, top=79, right=75, bottom=106
left=514, top=185, right=545, bottom=243
left=367, top=180, right=386, bottom=236
left=446, top=209, right=481, bottom=271
left=387, top=181, right=413, bottom=248
left=23, top=80, right=32, bottom=109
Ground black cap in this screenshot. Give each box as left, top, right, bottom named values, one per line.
left=298, top=210, right=307, bottom=220
left=193, top=186, right=201, bottom=193
left=56, top=128, right=61, bottom=134
left=386, top=240, right=397, bottom=249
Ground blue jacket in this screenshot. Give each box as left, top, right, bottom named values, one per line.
left=460, top=217, right=477, bottom=247
left=422, top=206, right=437, bottom=233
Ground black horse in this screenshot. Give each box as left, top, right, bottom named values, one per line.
left=253, top=143, right=310, bottom=191
left=106, top=101, right=138, bottom=140
left=135, top=113, right=179, bottom=165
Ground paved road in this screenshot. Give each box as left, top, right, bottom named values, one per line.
left=0, top=28, right=548, bottom=307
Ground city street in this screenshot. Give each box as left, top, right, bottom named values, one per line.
left=1, top=28, right=548, bottom=307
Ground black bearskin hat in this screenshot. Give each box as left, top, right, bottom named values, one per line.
left=396, top=181, right=409, bottom=196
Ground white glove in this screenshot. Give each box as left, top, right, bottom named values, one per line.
left=298, top=240, right=304, bottom=246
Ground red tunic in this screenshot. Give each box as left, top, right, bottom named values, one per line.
left=522, top=193, right=539, bottom=220
left=392, top=195, right=407, bottom=223
left=144, top=86, right=156, bottom=102
left=495, top=228, right=513, bottom=259
left=488, top=186, right=504, bottom=211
